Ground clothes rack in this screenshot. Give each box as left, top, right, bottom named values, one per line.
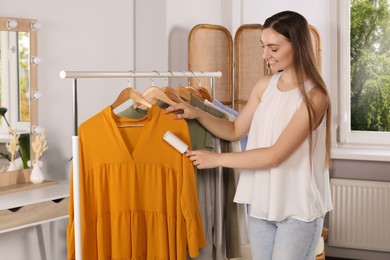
left=60, top=70, right=222, bottom=260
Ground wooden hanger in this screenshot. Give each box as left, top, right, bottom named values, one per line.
left=143, top=86, right=177, bottom=106
left=197, top=86, right=213, bottom=102
left=112, top=88, right=152, bottom=128
left=111, top=87, right=152, bottom=110
left=186, top=86, right=204, bottom=101
left=175, top=86, right=192, bottom=101
left=163, top=87, right=185, bottom=103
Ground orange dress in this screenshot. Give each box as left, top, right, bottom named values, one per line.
left=67, top=105, right=206, bottom=260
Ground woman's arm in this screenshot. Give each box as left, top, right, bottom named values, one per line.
left=164, top=76, right=271, bottom=141
left=186, top=87, right=329, bottom=169
left=164, top=101, right=239, bottom=141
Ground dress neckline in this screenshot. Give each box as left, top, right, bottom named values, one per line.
left=105, top=105, right=159, bottom=161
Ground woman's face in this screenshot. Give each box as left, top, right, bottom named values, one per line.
left=261, top=28, right=294, bottom=73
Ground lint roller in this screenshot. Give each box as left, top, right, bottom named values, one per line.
left=163, top=130, right=189, bottom=154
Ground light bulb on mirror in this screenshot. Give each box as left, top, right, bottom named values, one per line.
left=30, top=91, right=42, bottom=100
left=6, top=19, right=18, bottom=29
left=31, top=125, right=42, bottom=135
left=30, top=21, right=42, bottom=30
left=31, top=56, right=42, bottom=65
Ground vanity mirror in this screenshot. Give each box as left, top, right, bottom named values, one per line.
left=0, top=17, right=40, bottom=170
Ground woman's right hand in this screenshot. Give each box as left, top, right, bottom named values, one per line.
left=164, top=102, right=200, bottom=120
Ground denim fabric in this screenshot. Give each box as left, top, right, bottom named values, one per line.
left=247, top=206, right=323, bottom=260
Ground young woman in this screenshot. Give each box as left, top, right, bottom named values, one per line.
left=165, top=10, right=333, bottom=260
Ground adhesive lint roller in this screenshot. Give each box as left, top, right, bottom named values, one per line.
left=163, top=130, right=189, bottom=154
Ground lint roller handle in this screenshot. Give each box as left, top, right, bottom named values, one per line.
left=163, top=130, right=189, bottom=154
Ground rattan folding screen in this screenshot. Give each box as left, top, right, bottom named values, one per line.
left=188, top=24, right=233, bottom=107
left=233, top=24, right=265, bottom=111
left=309, top=24, right=322, bottom=72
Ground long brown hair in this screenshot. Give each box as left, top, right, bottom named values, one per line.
left=263, top=11, right=332, bottom=166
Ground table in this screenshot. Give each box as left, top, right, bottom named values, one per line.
left=0, top=180, right=69, bottom=259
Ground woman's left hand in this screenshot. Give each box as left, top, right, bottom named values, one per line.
left=185, top=150, right=220, bottom=169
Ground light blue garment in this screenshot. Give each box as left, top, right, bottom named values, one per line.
left=212, top=99, right=248, bottom=151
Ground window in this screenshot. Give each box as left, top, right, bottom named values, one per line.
left=336, top=0, right=390, bottom=148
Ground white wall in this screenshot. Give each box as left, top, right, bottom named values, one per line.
left=135, top=0, right=226, bottom=90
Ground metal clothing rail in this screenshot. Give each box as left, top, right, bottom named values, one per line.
left=60, top=70, right=222, bottom=260
left=60, top=70, right=222, bottom=79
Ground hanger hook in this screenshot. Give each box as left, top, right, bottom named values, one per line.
left=198, top=71, right=203, bottom=87
left=127, top=70, right=135, bottom=86
left=151, top=70, right=160, bottom=86
left=182, top=71, right=190, bottom=86
left=166, top=71, right=173, bottom=86
left=176, top=71, right=184, bottom=86
left=190, top=71, right=199, bottom=87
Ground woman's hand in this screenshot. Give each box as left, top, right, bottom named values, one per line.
left=164, top=102, right=200, bottom=120
left=185, top=150, right=221, bottom=169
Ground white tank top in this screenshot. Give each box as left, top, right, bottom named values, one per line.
left=234, top=72, right=333, bottom=222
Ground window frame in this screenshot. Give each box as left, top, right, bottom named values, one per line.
left=331, top=0, right=390, bottom=161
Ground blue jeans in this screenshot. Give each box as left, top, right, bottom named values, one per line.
left=247, top=207, right=324, bottom=260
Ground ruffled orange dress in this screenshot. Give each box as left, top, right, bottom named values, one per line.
left=67, top=105, right=205, bottom=260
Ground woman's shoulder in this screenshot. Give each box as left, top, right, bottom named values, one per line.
left=254, top=74, right=274, bottom=90
left=259, top=74, right=274, bottom=83
left=252, top=73, right=279, bottom=98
